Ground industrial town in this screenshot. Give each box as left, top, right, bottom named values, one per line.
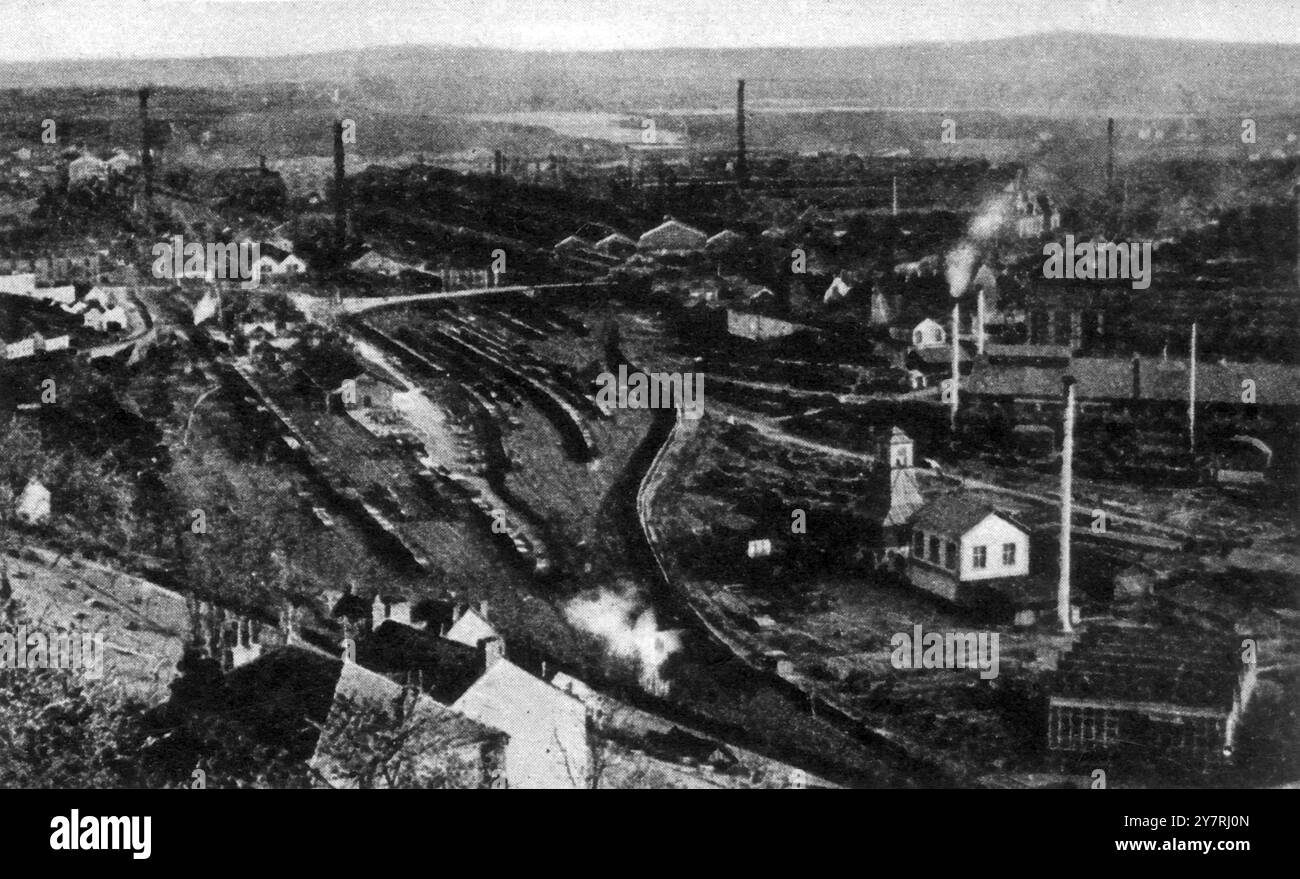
left=0, top=16, right=1297, bottom=790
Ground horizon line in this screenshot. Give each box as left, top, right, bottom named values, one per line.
left=4, top=27, right=1300, bottom=69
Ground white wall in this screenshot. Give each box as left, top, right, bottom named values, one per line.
left=959, top=514, right=1029, bottom=581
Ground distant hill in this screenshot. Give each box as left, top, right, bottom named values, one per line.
left=3, top=32, right=1300, bottom=117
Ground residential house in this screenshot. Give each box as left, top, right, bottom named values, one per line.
left=0, top=273, right=37, bottom=297
left=905, top=495, right=1030, bottom=604
left=911, top=317, right=947, bottom=349
left=310, top=660, right=507, bottom=789
left=15, top=479, right=51, bottom=524
left=445, top=605, right=499, bottom=648
left=451, top=647, right=591, bottom=789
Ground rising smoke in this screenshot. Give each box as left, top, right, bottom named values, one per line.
left=946, top=196, right=1013, bottom=296
left=563, top=588, right=682, bottom=695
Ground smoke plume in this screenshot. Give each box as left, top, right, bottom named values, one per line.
left=563, top=589, right=682, bottom=695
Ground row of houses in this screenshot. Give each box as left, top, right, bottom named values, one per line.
left=0, top=272, right=75, bottom=304
left=0, top=253, right=103, bottom=284
left=3, top=331, right=70, bottom=360
left=348, top=250, right=491, bottom=289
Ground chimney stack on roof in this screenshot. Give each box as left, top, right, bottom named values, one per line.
left=478, top=636, right=505, bottom=671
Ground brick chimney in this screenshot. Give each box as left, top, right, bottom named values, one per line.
left=1106, top=117, right=1115, bottom=185
left=138, top=87, right=153, bottom=204
left=478, top=636, right=505, bottom=670
left=735, top=79, right=748, bottom=188
left=332, top=118, right=347, bottom=247
left=1058, top=376, right=1076, bottom=633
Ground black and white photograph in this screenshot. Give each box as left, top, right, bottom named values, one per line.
left=0, top=0, right=1295, bottom=820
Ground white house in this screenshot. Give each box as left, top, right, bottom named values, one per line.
left=0, top=273, right=37, bottom=297
left=101, top=305, right=128, bottom=331
left=912, top=317, right=947, bottom=349
left=906, top=496, right=1030, bottom=603
left=277, top=254, right=307, bottom=275
left=39, top=285, right=76, bottom=305
left=451, top=648, right=590, bottom=789
left=445, top=606, right=498, bottom=648
left=823, top=275, right=852, bottom=304
left=68, top=154, right=110, bottom=185
left=15, top=479, right=51, bottom=524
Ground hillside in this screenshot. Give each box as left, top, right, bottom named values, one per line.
left=3, top=33, right=1300, bottom=117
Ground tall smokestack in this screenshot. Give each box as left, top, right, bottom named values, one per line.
left=735, top=79, right=748, bottom=188
left=892, top=176, right=899, bottom=217
left=1188, top=322, right=1197, bottom=456
left=333, top=118, right=347, bottom=248
left=976, top=287, right=986, bottom=355
left=1058, top=376, right=1076, bottom=633
left=950, top=302, right=960, bottom=431
left=138, top=87, right=153, bottom=204
left=1106, top=117, right=1115, bottom=186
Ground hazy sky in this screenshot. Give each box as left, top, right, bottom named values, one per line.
left=1, top=0, right=1295, bottom=61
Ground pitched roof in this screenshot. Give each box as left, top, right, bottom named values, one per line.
left=884, top=467, right=925, bottom=527
left=637, top=219, right=707, bottom=252
left=910, top=495, right=1022, bottom=538
left=1052, top=625, right=1244, bottom=712
left=356, top=620, right=483, bottom=704
left=968, top=357, right=1300, bottom=406
left=444, top=609, right=499, bottom=649
left=594, top=233, right=636, bottom=253
left=451, top=659, right=589, bottom=789
left=310, top=661, right=505, bottom=789
left=220, top=645, right=344, bottom=757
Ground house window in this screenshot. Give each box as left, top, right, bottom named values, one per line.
left=1002, top=542, right=1017, bottom=566
left=945, top=541, right=957, bottom=570
left=912, top=531, right=925, bottom=556
left=913, top=331, right=922, bottom=346
left=928, top=536, right=940, bottom=563
left=972, top=545, right=987, bottom=570
left=931, top=328, right=943, bottom=344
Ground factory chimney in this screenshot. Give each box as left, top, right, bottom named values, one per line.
left=138, top=87, right=153, bottom=204
left=333, top=118, right=347, bottom=248
left=976, top=286, right=986, bottom=356
left=950, top=301, right=961, bottom=431
left=735, top=79, right=748, bottom=188
left=892, top=176, right=899, bottom=217
left=1106, top=117, right=1115, bottom=186
left=1188, top=322, right=1198, bottom=456
left=1058, top=376, right=1076, bottom=633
